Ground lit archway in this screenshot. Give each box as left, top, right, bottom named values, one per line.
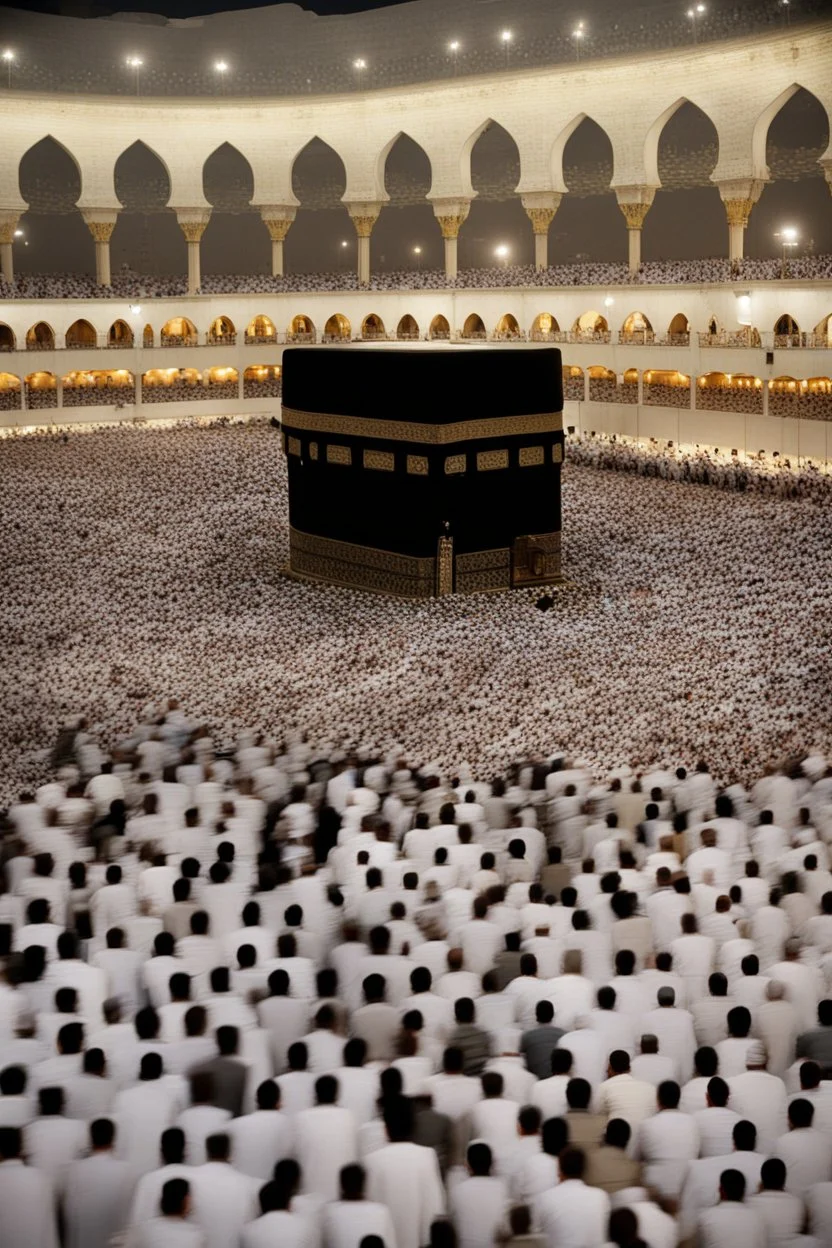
left=620, top=311, right=653, bottom=343
left=26, top=322, right=55, bottom=350
left=208, top=315, right=236, bottom=344
left=206, top=365, right=239, bottom=391
left=573, top=311, right=608, bottom=338
left=462, top=313, right=486, bottom=339
left=160, top=317, right=198, bottom=346
left=696, top=371, right=763, bottom=413
left=668, top=313, right=690, bottom=342
left=361, top=313, right=386, bottom=340
left=495, top=313, right=521, bottom=339
left=288, top=314, right=315, bottom=342
left=0, top=324, right=16, bottom=351
left=643, top=368, right=691, bottom=409
left=143, top=324, right=154, bottom=348
left=244, top=364, right=282, bottom=398
left=774, top=314, right=799, bottom=345
left=0, top=372, right=22, bottom=411
left=108, top=319, right=134, bottom=348
left=65, top=319, right=97, bottom=349
left=814, top=314, right=832, bottom=347
left=246, top=314, right=276, bottom=344
left=429, top=314, right=450, bottom=341
left=531, top=313, right=559, bottom=341
left=323, top=313, right=351, bottom=341
left=25, top=370, right=57, bottom=408
left=62, top=368, right=135, bottom=407
left=563, top=365, right=585, bottom=402
left=397, top=314, right=419, bottom=340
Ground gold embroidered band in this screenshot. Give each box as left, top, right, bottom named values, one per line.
left=281, top=406, right=563, bottom=445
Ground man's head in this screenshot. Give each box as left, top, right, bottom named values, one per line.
left=604, top=1118, right=631, bottom=1151
left=339, top=1162, right=367, bottom=1201
left=466, top=1142, right=492, bottom=1177
left=718, top=1168, right=746, bottom=1203
left=558, top=1147, right=586, bottom=1182
left=788, top=1098, right=814, bottom=1130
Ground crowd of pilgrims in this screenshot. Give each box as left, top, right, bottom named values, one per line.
left=4, top=726, right=832, bottom=1248
left=2, top=420, right=832, bottom=1247
left=565, top=436, right=832, bottom=499
left=2, top=255, right=831, bottom=301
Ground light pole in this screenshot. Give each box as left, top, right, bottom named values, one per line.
left=495, top=244, right=509, bottom=268
left=572, top=23, right=585, bottom=61
left=775, top=226, right=798, bottom=277
left=448, top=40, right=460, bottom=77
left=126, top=55, right=143, bottom=96
left=780, top=0, right=791, bottom=26
left=413, top=245, right=422, bottom=271
left=686, top=4, right=705, bottom=43
left=214, top=60, right=228, bottom=94
left=353, top=57, right=367, bottom=89
left=2, top=50, right=14, bottom=89
left=340, top=239, right=349, bottom=271
left=500, top=29, right=512, bottom=69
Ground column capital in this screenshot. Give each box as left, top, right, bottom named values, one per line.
left=259, top=205, right=297, bottom=241
left=175, top=208, right=212, bottom=242
left=716, top=177, right=765, bottom=203
left=521, top=191, right=562, bottom=233
left=82, top=210, right=119, bottom=244
left=431, top=198, right=471, bottom=239
left=0, top=213, right=20, bottom=245
left=614, top=185, right=656, bottom=230
left=346, top=202, right=383, bottom=238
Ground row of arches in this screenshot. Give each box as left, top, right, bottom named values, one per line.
left=12, top=83, right=829, bottom=215
left=5, top=310, right=830, bottom=352
left=4, top=366, right=830, bottom=423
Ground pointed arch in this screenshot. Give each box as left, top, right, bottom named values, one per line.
left=429, top=314, right=450, bottom=341
left=324, top=313, right=351, bottom=341
left=246, top=314, right=277, bottom=344
left=288, top=314, right=316, bottom=342
left=160, top=317, right=197, bottom=346
left=143, top=324, right=154, bottom=349
left=208, top=315, right=237, bottom=344
left=26, top=321, right=55, bottom=350
left=291, top=137, right=348, bottom=208
left=378, top=132, right=434, bottom=201
left=397, top=314, right=419, bottom=341
left=552, top=114, right=614, bottom=194
left=621, top=311, right=654, bottom=343
left=361, top=313, right=386, bottom=340
left=752, top=84, right=830, bottom=180
left=203, top=143, right=254, bottom=211
left=462, top=313, right=486, bottom=340
left=668, top=312, right=690, bottom=340
left=19, top=136, right=83, bottom=209
left=0, top=323, right=16, bottom=352
left=115, top=140, right=172, bottom=210
left=643, top=98, right=719, bottom=187
left=108, top=319, right=134, bottom=348
left=495, top=312, right=522, bottom=339
left=531, top=313, right=559, bottom=341
left=469, top=120, right=521, bottom=197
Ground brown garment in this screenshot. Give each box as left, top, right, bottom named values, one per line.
left=564, top=1110, right=607, bottom=1151
left=583, top=1143, right=643, bottom=1195
left=541, top=863, right=573, bottom=898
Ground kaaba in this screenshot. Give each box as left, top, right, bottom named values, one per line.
left=281, top=345, right=563, bottom=597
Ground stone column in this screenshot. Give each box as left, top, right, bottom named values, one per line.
left=615, top=187, right=656, bottom=274
left=717, top=179, right=764, bottom=263
left=259, top=206, right=297, bottom=277
left=176, top=209, right=212, bottom=294
left=521, top=192, right=562, bottom=271
left=0, top=213, right=20, bottom=285
left=431, top=199, right=471, bottom=281
left=347, top=203, right=383, bottom=285
left=82, top=210, right=118, bottom=287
